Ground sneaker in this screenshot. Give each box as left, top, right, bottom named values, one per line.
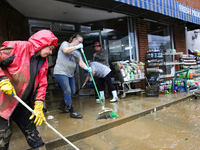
left=110, top=97, right=120, bottom=103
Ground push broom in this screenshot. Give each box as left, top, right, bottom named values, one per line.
left=80, top=49, right=118, bottom=120
left=11, top=93, right=79, bottom=150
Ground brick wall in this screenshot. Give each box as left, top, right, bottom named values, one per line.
left=135, top=18, right=149, bottom=89
left=175, top=0, right=200, bottom=11
left=173, top=25, right=187, bottom=54
left=0, top=0, right=29, bottom=44
left=136, top=18, right=149, bottom=61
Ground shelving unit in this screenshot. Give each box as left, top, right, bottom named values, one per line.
left=145, top=50, right=184, bottom=95
left=180, top=54, right=197, bottom=70
left=112, top=61, right=145, bottom=98
left=160, top=52, right=183, bottom=78
left=146, top=51, right=183, bottom=83
left=146, top=50, right=164, bottom=85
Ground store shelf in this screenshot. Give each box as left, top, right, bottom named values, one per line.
left=164, top=62, right=183, bottom=65
left=163, top=52, right=183, bottom=55
left=159, top=74, right=175, bottom=78
left=181, top=59, right=196, bottom=62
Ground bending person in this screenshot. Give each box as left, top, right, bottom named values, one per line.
left=82, top=61, right=120, bottom=103
left=53, top=34, right=92, bottom=119
left=0, top=30, right=58, bottom=150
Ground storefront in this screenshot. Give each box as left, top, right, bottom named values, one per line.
left=1, top=0, right=200, bottom=94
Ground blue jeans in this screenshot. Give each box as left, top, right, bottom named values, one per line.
left=53, top=74, right=75, bottom=106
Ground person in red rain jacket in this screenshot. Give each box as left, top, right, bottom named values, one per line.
left=0, top=30, right=58, bottom=150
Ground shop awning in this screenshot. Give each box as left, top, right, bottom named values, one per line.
left=114, top=0, right=200, bottom=25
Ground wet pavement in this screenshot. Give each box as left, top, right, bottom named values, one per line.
left=54, top=98, right=200, bottom=150
left=8, top=87, right=195, bottom=150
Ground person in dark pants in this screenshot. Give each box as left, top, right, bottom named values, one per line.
left=0, top=30, right=58, bottom=150
left=93, top=42, right=110, bottom=98
left=82, top=61, right=120, bottom=103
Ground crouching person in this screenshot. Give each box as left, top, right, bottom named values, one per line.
left=0, top=30, right=58, bottom=150
left=82, top=61, right=120, bottom=103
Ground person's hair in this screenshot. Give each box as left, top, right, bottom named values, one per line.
left=68, top=34, right=82, bottom=43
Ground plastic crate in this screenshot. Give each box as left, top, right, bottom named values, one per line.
left=146, top=85, right=159, bottom=97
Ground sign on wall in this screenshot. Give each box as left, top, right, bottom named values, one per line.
left=115, top=0, right=200, bottom=25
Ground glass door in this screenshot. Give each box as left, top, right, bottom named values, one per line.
left=76, top=31, right=102, bottom=95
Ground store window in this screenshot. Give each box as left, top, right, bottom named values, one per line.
left=80, top=17, right=137, bottom=62
left=147, top=22, right=172, bottom=50
left=147, top=22, right=174, bottom=77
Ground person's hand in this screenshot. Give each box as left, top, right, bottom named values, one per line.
left=0, top=79, right=16, bottom=95
left=93, top=53, right=96, bottom=57
left=29, top=101, right=46, bottom=126
left=82, top=83, right=86, bottom=88
left=84, top=66, right=92, bottom=72
left=75, top=43, right=83, bottom=50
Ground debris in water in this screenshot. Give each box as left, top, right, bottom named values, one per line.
left=154, top=118, right=161, bottom=121
left=47, top=115, right=54, bottom=119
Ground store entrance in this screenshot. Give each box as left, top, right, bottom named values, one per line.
left=78, top=31, right=102, bottom=95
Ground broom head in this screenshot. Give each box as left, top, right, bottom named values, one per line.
left=96, top=108, right=118, bottom=120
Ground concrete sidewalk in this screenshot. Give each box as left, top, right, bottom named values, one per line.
left=53, top=97, right=200, bottom=150
left=9, top=88, right=194, bottom=150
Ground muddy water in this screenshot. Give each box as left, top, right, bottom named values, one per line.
left=8, top=88, right=192, bottom=150
left=54, top=99, right=200, bottom=150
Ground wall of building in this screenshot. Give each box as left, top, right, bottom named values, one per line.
left=187, top=29, right=200, bottom=50
left=135, top=18, right=187, bottom=88
left=175, top=0, right=200, bottom=10
left=173, top=25, right=187, bottom=53
left=135, top=18, right=149, bottom=88
left=0, top=1, right=29, bottom=45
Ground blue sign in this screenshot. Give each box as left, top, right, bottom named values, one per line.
left=114, top=0, right=200, bottom=25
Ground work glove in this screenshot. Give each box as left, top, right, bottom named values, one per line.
left=84, top=66, right=92, bottom=72
left=75, top=43, right=83, bottom=50
left=82, top=83, right=86, bottom=88
left=29, top=101, right=46, bottom=126
left=0, top=79, right=16, bottom=95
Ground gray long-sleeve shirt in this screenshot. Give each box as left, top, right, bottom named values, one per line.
left=87, top=61, right=111, bottom=78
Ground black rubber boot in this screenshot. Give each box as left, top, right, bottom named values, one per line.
left=33, top=144, right=46, bottom=150
left=68, top=104, right=83, bottom=119
left=57, top=99, right=69, bottom=113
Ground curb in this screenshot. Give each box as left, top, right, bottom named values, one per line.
left=27, top=94, right=194, bottom=150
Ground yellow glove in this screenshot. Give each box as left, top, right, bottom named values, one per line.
left=29, top=101, right=46, bottom=126
left=0, top=79, right=16, bottom=95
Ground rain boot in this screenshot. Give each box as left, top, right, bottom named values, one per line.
left=57, top=99, right=69, bottom=113
left=68, top=104, right=83, bottom=119
left=100, top=91, right=105, bottom=102
left=110, top=90, right=120, bottom=103
left=96, top=91, right=105, bottom=103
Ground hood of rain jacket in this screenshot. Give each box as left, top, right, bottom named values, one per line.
left=0, top=30, right=58, bottom=120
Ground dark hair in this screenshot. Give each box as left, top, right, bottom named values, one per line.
left=68, top=34, right=82, bottom=43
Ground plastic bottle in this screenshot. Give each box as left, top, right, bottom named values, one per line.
left=169, top=84, right=172, bottom=92
left=130, top=72, right=134, bottom=80
left=120, top=67, right=125, bottom=77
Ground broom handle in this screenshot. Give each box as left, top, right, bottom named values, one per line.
left=81, top=49, right=104, bottom=108
left=12, top=94, right=79, bottom=150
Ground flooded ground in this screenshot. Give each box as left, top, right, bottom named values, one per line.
left=8, top=87, right=195, bottom=150
left=54, top=98, right=200, bottom=150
